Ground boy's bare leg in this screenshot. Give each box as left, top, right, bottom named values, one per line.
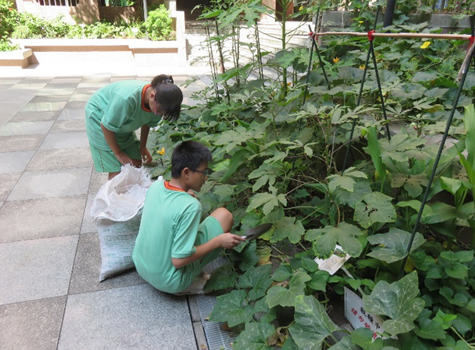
left=210, top=208, right=233, bottom=232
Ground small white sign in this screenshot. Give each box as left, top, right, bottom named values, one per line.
left=314, top=245, right=350, bottom=275
left=344, top=287, right=385, bottom=339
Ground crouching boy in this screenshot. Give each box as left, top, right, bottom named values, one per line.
left=132, top=141, right=245, bottom=295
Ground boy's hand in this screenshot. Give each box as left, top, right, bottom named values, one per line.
left=219, top=233, right=245, bottom=249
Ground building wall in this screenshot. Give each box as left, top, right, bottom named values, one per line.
left=14, top=0, right=140, bottom=24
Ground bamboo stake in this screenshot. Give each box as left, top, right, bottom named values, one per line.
left=313, top=31, right=473, bottom=40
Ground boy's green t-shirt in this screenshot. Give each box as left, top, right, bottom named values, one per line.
left=132, top=180, right=202, bottom=294
left=85, top=80, right=162, bottom=150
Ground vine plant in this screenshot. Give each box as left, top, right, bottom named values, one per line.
left=150, top=1, right=475, bottom=349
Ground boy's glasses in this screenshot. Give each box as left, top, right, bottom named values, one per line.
left=191, top=168, right=212, bottom=176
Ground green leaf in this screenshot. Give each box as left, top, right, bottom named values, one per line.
left=209, top=290, right=254, bottom=327
left=433, top=309, right=457, bottom=329
left=333, top=179, right=373, bottom=209
left=221, top=148, right=251, bottom=182
left=247, top=192, right=286, bottom=216
left=354, top=192, right=397, bottom=229
left=363, top=272, right=424, bottom=335
left=266, top=271, right=311, bottom=308
left=233, top=322, right=275, bottom=350
left=367, top=228, right=426, bottom=264
left=328, top=336, right=360, bottom=350
left=364, top=126, right=387, bottom=185
left=204, top=263, right=239, bottom=291
left=306, top=222, right=364, bottom=258
left=307, top=270, right=330, bottom=292
left=351, top=327, right=384, bottom=350
left=414, top=315, right=446, bottom=340
left=289, top=295, right=340, bottom=350
left=270, top=216, right=305, bottom=244
left=272, top=264, right=293, bottom=282
left=464, top=104, right=475, bottom=167
left=238, top=264, right=273, bottom=300
left=239, top=240, right=260, bottom=271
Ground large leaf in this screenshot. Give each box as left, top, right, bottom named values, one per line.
left=221, top=148, right=251, bottom=182
left=333, top=179, right=373, bottom=209
left=233, top=322, right=275, bottom=350
left=363, top=272, right=425, bottom=335
left=351, top=327, right=384, bottom=350
left=289, top=295, right=340, bottom=350
left=270, top=216, right=305, bottom=244
left=367, top=228, right=426, bottom=264
left=464, top=104, right=475, bottom=167
left=364, top=126, right=387, bottom=185
left=354, top=192, right=397, bottom=228
left=306, top=222, right=364, bottom=258
left=266, top=271, right=311, bottom=308
left=414, top=315, right=446, bottom=340
left=209, top=290, right=254, bottom=327
left=204, top=263, right=239, bottom=291
left=247, top=191, right=287, bottom=216
left=238, top=264, right=273, bottom=300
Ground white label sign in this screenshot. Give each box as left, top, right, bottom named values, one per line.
left=344, top=287, right=385, bottom=339
left=314, top=244, right=350, bottom=275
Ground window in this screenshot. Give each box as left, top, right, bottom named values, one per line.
left=37, top=0, right=79, bottom=6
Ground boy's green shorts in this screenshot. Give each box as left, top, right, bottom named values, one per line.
left=89, top=140, right=141, bottom=173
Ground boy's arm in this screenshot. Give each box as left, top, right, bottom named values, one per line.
left=172, top=233, right=244, bottom=269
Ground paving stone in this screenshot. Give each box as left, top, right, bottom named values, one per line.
left=19, top=101, right=67, bottom=112
left=0, top=173, right=21, bottom=202
left=0, top=151, right=35, bottom=174
left=7, top=167, right=91, bottom=201
left=0, top=296, right=66, bottom=350
left=58, top=284, right=197, bottom=350
left=68, top=232, right=145, bottom=295
left=0, top=235, right=78, bottom=305
left=57, top=104, right=86, bottom=121
left=0, top=121, right=54, bottom=136
left=88, top=170, right=108, bottom=195
left=26, top=148, right=91, bottom=171
left=10, top=110, right=61, bottom=123
left=50, top=119, right=86, bottom=133
left=39, top=131, right=89, bottom=149
left=81, top=194, right=96, bottom=234
left=0, top=134, right=44, bottom=152
left=0, top=196, right=86, bottom=243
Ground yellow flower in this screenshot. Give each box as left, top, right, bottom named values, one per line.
left=333, top=57, right=340, bottom=63
left=157, top=147, right=165, bottom=155
left=359, top=64, right=365, bottom=70
left=299, top=5, right=304, bottom=11
left=420, top=41, right=431, bottom=49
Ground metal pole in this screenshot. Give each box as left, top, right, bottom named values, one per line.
left=142, top=0, right=148, bottom=20
left=383, top=0, right=396, bottom=28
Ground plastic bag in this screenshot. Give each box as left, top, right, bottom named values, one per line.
left=91, top=164, right=155, bottom=222
left=90, top=164, right=162, bottom=281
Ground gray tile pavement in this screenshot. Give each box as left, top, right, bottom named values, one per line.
left=0, top=64, right=216, bottom=350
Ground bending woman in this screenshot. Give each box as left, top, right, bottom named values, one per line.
left=85, top=74, right=183, bottom=179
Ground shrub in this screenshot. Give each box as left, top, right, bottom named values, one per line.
left=143, top=5, right=173, bottom=41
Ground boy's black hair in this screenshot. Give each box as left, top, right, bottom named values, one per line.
left=151, top=74, right=183, bottom=122
left=171, top=141, right=212, bottom=178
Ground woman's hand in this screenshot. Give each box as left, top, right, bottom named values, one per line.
left=115, top=151, right=133, bottom=166
left=218, top=233, right=245, bottom=249
left=140, top=147, right=152, bottom=164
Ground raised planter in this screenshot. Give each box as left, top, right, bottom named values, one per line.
left=0, top=49, right=33, bottom=68
left=10, top=37, right=186, bottom=69
left=1, top=10, right=186, bottom=69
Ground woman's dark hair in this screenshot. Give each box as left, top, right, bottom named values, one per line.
left=151, top=74, right=183, bottom=121
left=171, top=141, right=212, bottom=178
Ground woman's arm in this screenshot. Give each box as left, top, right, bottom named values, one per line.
left=140, top=125, right=152, bottom=163
left=101, top=123, right=132, bottom=165
left=171, top=233, right=244, bottom=269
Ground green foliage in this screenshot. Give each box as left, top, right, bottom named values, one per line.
left=0, top=3, right=175, bottom=49
left=146, top=1, right=475, bottom=348
left=143, top=5, right=173, bottom=41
